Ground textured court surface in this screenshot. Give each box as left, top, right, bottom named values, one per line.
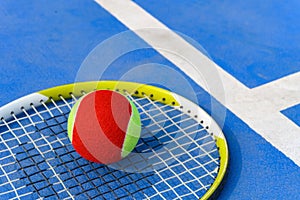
left=1, top=1, right=300, bottom=199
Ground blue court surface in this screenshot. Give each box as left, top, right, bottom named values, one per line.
left=1, top=0, right=300, bottom=199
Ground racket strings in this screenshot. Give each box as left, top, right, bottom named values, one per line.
left=1, top=99, right=97, bottom=199
left=0, top=93, right=220, bottom=199
left=0, top=122, right=26, bottom=199
left=38, top=98, right=133, bottom=199
left=142, top=95, right=218, bottom=166
left=40, top=97, right=154, bottom=199
left=9, top=107, right=74, bottom=198
left=0, top=119, right=53, bottom=199
left=130, top=95, right=219, bottom=164
left=127, top=95, right=220, bottom=198
left=31, top=131, right=88, bottom=198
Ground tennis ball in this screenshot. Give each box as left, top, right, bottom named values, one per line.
left=67, top=90, right=141, bottom=164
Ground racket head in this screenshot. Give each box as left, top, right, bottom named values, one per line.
left=0, top=81, right=228, bottom=199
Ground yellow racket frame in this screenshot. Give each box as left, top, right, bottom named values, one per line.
left=39, top=81, right=228, bottom=200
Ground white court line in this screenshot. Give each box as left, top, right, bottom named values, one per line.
left=252, top=71, right=300, bottom=111
left=94, top=0, right=300, bottom=166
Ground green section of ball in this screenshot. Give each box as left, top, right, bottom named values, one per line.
left=121, top=100, right=141, bottom=158
left=67, top=98, right=82, bottom=142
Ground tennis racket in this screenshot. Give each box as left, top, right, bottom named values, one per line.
left=0, top=80, right=228, bottom=199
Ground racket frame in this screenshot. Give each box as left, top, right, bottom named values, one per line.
left=0, top=81, right=228, bottom=200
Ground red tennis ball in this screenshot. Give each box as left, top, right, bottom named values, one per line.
left=67, top=90, right=141, bottom=164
